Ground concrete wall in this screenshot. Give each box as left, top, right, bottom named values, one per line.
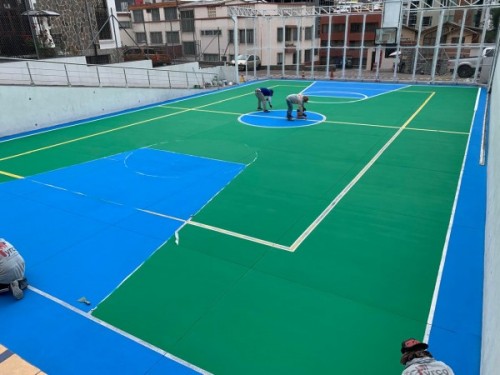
left=0, top=58, right=239, bottom=138
left=481, top=45, right=500, bottom=375
left=0, top=85, right=197, bottom=138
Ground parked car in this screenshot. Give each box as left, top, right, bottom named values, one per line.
left=123, top=47, right=171, bottom=66
left=229, top=54, right=261, bottom=71
left=447, top=46, right=495, bottom=78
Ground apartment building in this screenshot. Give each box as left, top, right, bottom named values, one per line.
left=319, top=12, right=382, bottom=68
left=126, top=0, right=320, bottom=67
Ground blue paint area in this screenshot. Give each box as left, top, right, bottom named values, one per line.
left=0, top=147, right=244, bottom=373
left=28, top=148, right=245, bottom=220
left=239, top=110, right=325, bottom=128
left=0, top=292, right=199, bottom=374
left=428, top=88, right=486, bottom=375
left=304, top=81, right=407, bottom=98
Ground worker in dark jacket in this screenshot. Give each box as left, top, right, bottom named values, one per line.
left=255, top=87, right=274, bottom=112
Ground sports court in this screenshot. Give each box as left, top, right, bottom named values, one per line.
left=0, top=80, right=485, bottom=374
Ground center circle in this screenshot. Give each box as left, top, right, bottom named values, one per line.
left=239, top=110, right=326, bottom=128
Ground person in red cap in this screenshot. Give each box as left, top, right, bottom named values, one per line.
left=400, top=338, right=455, bottom=375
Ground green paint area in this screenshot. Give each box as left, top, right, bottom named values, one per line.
left=0, top=81, right=478, bottom=374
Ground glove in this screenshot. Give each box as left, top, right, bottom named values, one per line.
left=269, top=103, right=273, bottom=108
left=303, top=107, right=306, bottom=112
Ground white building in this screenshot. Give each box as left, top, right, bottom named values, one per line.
left=126, top=0, right=320, bottom=67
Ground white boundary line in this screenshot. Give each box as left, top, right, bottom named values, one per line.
left=423, top=87, right=481, bottom=343
left=27, top=286, right=212, bottom=374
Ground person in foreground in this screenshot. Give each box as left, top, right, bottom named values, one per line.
left=255, top=87, right=274, bottom=112
left=401, top=338, right=455, bottom=375
left=0, top=238, right=27, bottom=300
left=285, top=93, right=309, bottom=120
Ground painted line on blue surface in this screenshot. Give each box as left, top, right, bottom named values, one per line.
left=424, top=87, right=482, bottom=342
left=27, top=285, right=211, bottom=374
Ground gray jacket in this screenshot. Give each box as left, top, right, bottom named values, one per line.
left=0, top=239, right=25, bottom=284
left=403, top=357, right=455, bottom=375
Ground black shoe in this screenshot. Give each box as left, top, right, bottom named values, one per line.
left=287, top=116, right=294, bottom=121
left=18, top=278, right=28, bottom=290
left=264, top=110, right=270, bottom=113
left=257, top=108, right=262, bottom=111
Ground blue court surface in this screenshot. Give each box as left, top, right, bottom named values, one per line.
left=239, top=110, right=325, bottom=128
left=303, top=81, right=408, bottom=99
left=0, top=148, right=245, bottom=374
left=427, top=88, right=486, bottom=374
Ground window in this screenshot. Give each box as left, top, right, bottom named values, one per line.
left=350, top=23, right=362, bottom=33
left=208, top=7, right=216, bottom=18
left=277, top=52, right=283, bottom=65
left=365, top=23, right=378, bottom=32
left=136, top=32, right=147, bottom=44
left=164, top=7, right=177, bottom=21
left=151, top=9, right=160, bottom=22
left=332, top=24, right=345, bottom=32
left=119, top=21, right=131, bottom=29
left=120, top=2, right=129, bottom=11
left=203, top=53, right=219, bottom=61
left=180, top=10, right=195, bottom=32
left=422, top=16, right=432, bottom=26
left=228, top=29, right=254, bottom=44
left=408, top=13, right=417, bottom=26
left=166, top=31, right=180, bottom=44
left=183, top=41, right=196, bottom=55
left=304, top=49, right=312, bottom=62
left=239, top=29, right=254, bottom=44
left=96, top=5, right=111, bottom=39
left=201, top=29, right=222, bottom=36
left=132, top=10, right=144, bottom=23
left=150, top=32, right=162, bottom=44
left=277, top=27, right=298, bottom=42
left=304, top=27, right=312, bottom=40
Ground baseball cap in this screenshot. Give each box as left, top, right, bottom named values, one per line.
left=401, top=338, right=429, bottom=354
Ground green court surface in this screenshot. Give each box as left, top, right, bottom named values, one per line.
left=0, top=81, right=478, bottom=374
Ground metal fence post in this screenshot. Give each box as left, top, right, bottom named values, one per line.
left=26, top=62, right=34, bottom=86
left=95, top=66, right=101, bottom=87
left=64, top=64, right=71, bottom=86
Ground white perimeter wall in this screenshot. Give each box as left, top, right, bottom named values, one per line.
left=0, top=59, right=237, bottom=138
left=481, top=46, right=500, bottom=374
left=0, top=85, right=196, bottom=138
